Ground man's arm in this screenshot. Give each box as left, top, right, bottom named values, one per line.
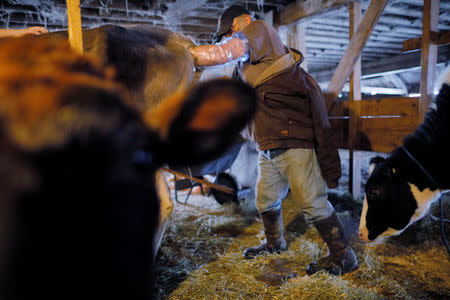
left=308, top=73, right=342, bottom=189
left=0, top=26, right=48, bottom=38
left=190, top=37, right=247, bottom=67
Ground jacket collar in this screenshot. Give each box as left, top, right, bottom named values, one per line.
left=252, top=47, right=304, bottom=87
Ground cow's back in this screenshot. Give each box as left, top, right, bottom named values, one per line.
left=43, top=25, right=195, bottom=111
left=123, top=25, right=196, bottom=110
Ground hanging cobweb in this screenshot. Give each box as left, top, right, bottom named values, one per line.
left=2, top=0, right=67, bottom=29
left=1, top=0, right=267, bottom=44
left=7, top=0, right=38, bottom=5
left=36, top=1, right=67, bottom=28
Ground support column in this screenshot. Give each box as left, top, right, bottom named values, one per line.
left=348, top=2, right=362, bottom=197
left=66, top=0, right=83, bottom=53
left=288, top=22, right=308, bottom=71
left=419, top=0, right=439, bottom=122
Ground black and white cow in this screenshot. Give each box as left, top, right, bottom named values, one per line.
left=0, top=37, right=256, bottom=299
left=359, top=71, right=450, bottom=242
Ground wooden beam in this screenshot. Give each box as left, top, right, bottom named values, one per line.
left=329, top=97, right=420, bottom=118
left=402, top=30, right=450, bottom=52
left=324, top=0, right=388, bottom=110
left=278, top=0, right=353, bottom=25
left=312, top=45, right=450, bottom=83
left=66, top=0, right=83, bottom=53
left=419, top=0, right=439, bottom=122
left=348, top=2, right=362, bottom=197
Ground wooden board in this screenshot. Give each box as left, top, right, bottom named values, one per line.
left=402, top=30, right=450, bottom=52
left=360, top=118, right=418, bottom=152
left=358, top=97, right=419, bottom=117
left=329, top=97, right=419, bottom=117
left=330, top=97, right=419, bottom=152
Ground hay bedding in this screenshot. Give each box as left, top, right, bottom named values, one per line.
left=154, top=168, right=450, bottom=299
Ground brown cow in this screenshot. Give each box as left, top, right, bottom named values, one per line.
left=40, top=24, right=198, bottom=111
left=0, top=37, right=256, bottom=299
left=37, top=24, right=202, bottom=258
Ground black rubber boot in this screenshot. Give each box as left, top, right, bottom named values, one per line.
left=243, top=209, right=286, bottom=259
left=306, top=212, right=358, bottom=275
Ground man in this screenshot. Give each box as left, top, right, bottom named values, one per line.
left=190, top=5, right=358, bottom=276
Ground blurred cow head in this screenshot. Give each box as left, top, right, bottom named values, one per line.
left=0, top=37, right=256, bottom=299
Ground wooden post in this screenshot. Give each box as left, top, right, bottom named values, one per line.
left=419, top=0, right=439, bottom=122
left=348, top=2, right=362, bottom=197
left=278, top=26, right=289, bottom=46
left=66, top=0, right=83, bottom=53
left=288, top=22, right=308, bottom=71
left=324, top=0, right=388, bottom=110
left=264, top=10, right=274, bottom=27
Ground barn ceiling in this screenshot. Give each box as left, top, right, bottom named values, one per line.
left=1, top=0, right=449, bottom=97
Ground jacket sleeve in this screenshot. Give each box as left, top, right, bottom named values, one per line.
left=306, top=71, right=342, bottom=189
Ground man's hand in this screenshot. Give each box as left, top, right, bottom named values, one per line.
left=0, top=26, right=48, bottom=38
left=20, top=26, right=49, bottom=37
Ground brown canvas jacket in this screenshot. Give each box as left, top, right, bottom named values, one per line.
left=239, top=46, right=341, bottom=188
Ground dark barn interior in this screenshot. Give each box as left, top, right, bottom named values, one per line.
left=2, top=0, right=450, bottom=95
left=1, top=0, right=450, bottom=299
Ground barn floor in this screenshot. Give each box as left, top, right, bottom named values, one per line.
left=153, top=184, right=450, bottom=299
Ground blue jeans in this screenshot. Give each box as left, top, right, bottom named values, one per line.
left=257, top=148, right=334, bottom=222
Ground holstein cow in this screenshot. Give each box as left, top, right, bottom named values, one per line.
left=0, top=38, right=257, bottom=299
left=359, top=73, right=450, bottom=242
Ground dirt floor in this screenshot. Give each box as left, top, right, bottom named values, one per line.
left=153, top=184, right=450, bottom=299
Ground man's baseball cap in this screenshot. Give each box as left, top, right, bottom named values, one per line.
left=213, top=5, right=250, bottom=43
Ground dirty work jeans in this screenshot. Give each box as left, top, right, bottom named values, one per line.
left=257, top=148, right=334, bottom=222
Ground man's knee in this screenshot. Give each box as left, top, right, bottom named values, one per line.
left=257, top=199, right=282, bottom=214
left=302, top=200, right=334, bottom=223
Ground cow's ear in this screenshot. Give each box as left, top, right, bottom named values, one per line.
left=144, top=78, right=257, bottom=164
left=368, top=156, right=385, bottom=175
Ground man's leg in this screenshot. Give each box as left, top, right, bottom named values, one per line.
left=243, top=153, right=289, bottom=259
left=282, top=149, right=358, bottom=275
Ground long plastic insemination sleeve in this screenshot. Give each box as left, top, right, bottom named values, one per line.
left=190, top=35, right=248, bottom=67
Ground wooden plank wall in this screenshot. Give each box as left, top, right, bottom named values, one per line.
left=329, top=97, right=419, bottom=153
